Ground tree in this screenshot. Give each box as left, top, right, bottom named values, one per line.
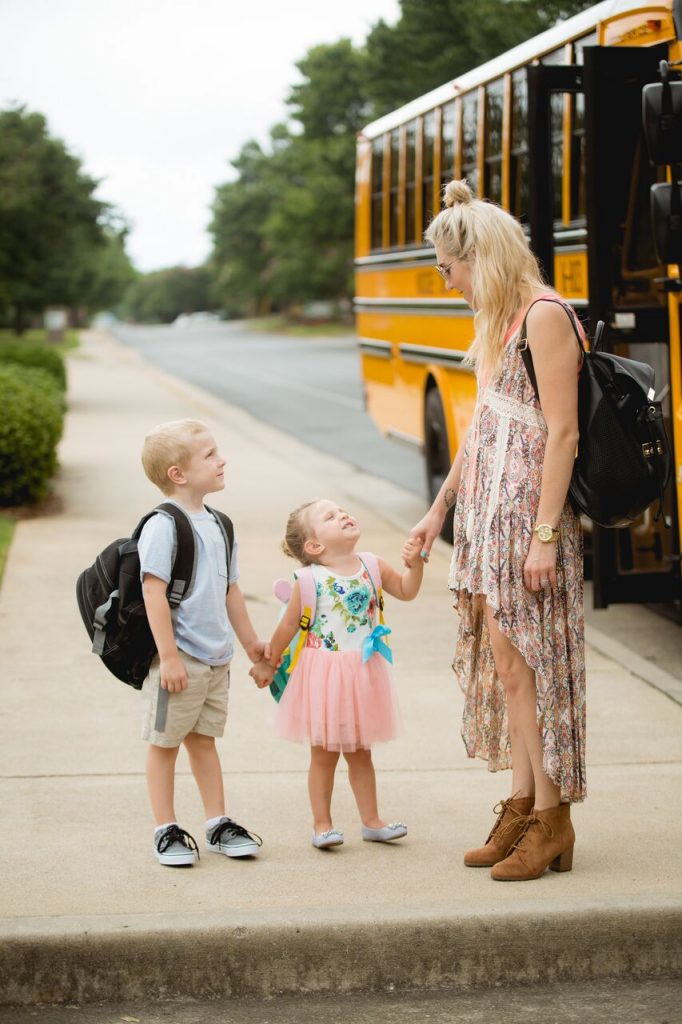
left=122, top=265, right=213, bottom=323
left=0, top=106, right=112, bottom=331
left=364, top=0, right=594, bottom=116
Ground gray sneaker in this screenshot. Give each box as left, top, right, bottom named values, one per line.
left=154, top=824, right=199, bottom=867
left=206, top=816, right=262, bottom=858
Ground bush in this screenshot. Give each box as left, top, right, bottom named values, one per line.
left=0, top=339, right=67, bottom=390
left=0, top=364, right=66, bottom=506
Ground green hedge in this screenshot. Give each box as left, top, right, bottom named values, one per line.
left=0, top=364, right=66, bottom=506
left=0, top=339, right=67, bottom=390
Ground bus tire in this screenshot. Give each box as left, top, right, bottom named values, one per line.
left=424, top=386, right=455, bottom=544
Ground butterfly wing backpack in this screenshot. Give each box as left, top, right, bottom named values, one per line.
left=519, top=299, right=672, bottom=528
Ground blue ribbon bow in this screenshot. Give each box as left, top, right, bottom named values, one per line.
left=361, top=624, right=393, bottom=664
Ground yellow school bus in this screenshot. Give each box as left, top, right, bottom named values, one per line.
left=355, top=0, right=682, bottom=608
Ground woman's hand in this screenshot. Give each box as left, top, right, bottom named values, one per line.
left=409, top=509, right=445, bottom=562
left=523, top=536, right=558, bottom=593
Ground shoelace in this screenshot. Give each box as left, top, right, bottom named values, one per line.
left=210, top=817, right=263, bottom=847
left=507, top=814, right=555, bottom=861
left=487, top=799, right=531, bottom=843
left=156, top=824, right=200, bottom=858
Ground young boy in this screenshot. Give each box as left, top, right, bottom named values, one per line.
left=139, top=418, right=266, bottom=867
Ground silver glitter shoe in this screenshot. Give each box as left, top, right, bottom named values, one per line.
left=312, top=829, right=344, bottom=849
left=361, top=822, right=407, bottom=842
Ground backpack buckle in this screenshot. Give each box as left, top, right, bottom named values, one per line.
left=517, top=336, right=529, bottom=352
left=642, top=442, right=655, bottom=458
left=299, top=613, right=311, bottom=631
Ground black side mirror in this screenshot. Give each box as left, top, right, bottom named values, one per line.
left=642, top=80, right=682, bottom=164
left=650, top=182, right=682, bottom=264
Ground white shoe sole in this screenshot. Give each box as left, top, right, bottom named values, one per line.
left=205, top=842, right=260, bottom=858
left=155, top=852, right=197, bottom=866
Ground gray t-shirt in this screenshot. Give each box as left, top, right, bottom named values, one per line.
left=138, top=503, right=239, bottom=665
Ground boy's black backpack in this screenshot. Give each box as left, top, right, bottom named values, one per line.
left=76, top=503, right=234, bottom=689
left=518, top=299, right=672, bottom=528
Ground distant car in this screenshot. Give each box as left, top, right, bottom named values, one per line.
left=172, top=311, right=220, bottom=327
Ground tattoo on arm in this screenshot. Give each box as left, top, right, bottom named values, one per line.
left=444, top=488, right=457, bottom=509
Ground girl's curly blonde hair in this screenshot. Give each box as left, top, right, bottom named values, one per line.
left=282, top=500, right=318, bottom=565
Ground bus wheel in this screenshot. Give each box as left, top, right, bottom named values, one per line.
left=424, top=387, right=454, bottom=544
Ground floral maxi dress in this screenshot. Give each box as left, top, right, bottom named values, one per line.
left=448, top=312, right=587, bottom=803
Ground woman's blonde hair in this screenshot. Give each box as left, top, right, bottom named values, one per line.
left=141, top=419, right=208, bottom=494
left=425, top=179, right=549, bottom=381
left=282, top=500, right=318, bottom=565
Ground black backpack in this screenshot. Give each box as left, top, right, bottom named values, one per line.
left=76, top=503, right=234, bottom=689
left=518, top=299, right=672, bottom=528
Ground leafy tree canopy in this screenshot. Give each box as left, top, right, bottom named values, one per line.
left=0, top=106, right=135, bottom=330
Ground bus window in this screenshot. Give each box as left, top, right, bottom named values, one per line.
left=570, top=34, right=596, bottom=222
left=484, top=80, right=504, bottom=204
left=371, top=136, right=384, bottom=250
left=625, top=140, right=664, bottom=275
left=510, top=70, right=529, bottom=221
left=441, top=101, right=456, bottom=197
left=423, top=111, right=436, bottom=231
left=389, top=128, right=400, bottom=247
left=570, top=92, right=587, bottom=221
left=461, top=92, right=479, bottom=197
left=542, top=47, right=566, bottom=223
left=405, top=121, right=417, bottom=244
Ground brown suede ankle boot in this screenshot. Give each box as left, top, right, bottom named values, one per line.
left=490, top=803, right=575, bottom=881
left=463, top=796, right=534, bottom=867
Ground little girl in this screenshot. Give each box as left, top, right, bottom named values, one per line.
left=251, top=498, right=424, bottom=849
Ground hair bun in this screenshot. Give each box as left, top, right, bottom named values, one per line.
left=444, top=178, right=473, bottom=208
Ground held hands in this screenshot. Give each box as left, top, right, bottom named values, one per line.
left=409, top=510, right=444, bottom=563
left=523, top=536, right=558, bottom=593
left=249, top=660, right=275, bottom=689
left=402, top=535, right=426, bottom=568
left=246, top=639, right=275, bottom=689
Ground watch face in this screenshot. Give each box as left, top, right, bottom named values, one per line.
left=537, top=525, right=552, bottom=542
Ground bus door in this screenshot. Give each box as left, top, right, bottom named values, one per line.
left=527, top=45, right=681, bottom=609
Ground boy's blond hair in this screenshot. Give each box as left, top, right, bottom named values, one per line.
left=141, top=419, right=209, bottom=494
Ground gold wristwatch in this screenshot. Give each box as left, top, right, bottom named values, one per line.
left=534, top=523, right=560, bottom=543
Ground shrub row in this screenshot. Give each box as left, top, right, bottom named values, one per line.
left=0, top=339, right=67, bottom=390
left=0, top=360, right=66, bottom=506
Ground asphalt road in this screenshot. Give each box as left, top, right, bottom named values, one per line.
left=111, top=321, right=425, bottom=498
left=111, top=320, right=681, bottom=683
left=4, top=978, right=680, bottom=1023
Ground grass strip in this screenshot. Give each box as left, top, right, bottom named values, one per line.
left=0, top=515, right=16, bottom=588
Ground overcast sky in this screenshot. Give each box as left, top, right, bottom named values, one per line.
left=0, top=0, right=400, bottom=271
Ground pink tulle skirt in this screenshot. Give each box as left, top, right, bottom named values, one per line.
left=275, top=647, right=401, bottom=752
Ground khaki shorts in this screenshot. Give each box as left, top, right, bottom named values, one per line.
left=141, top=650, right=231, bottom=748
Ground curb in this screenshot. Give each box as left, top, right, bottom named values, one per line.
left=2, top=898, right=680, bottom=1006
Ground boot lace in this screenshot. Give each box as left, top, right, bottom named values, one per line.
left=507, top=814, right=555, bottom=861
left=487, top=799, right=532, bottom=844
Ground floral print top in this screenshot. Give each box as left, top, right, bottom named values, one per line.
left=303, top=562, right=378, bottom=654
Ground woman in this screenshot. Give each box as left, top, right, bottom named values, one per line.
left=412, top=179, right=586, bottom=881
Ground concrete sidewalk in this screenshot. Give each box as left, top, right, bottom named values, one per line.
left=1, top=331, right=680, bottom=1006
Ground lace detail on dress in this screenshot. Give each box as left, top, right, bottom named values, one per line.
left=481, top=387, right=546, bottom=429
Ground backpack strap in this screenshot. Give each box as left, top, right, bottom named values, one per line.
left=517, top=297, right=586, bottom=405
left=358, top=551, right=385, bottom=625
left=133, top=503, right=197, bottom=608
left=205, top=506, right=234, bottom=596
left=287, top=565, right=317, bottom=675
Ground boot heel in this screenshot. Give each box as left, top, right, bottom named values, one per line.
left=550, top=845, right=573, bottom=873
